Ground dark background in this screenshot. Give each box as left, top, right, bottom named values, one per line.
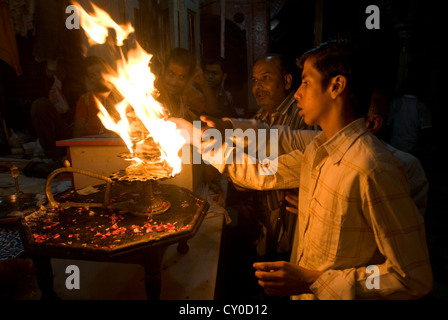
left=0, top=0, right=446, bottom=300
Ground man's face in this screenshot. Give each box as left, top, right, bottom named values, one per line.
left=294, top=59, right=331, bottom=126
left=205, top=64, right=226, bottom=89
left=252, top=57, right=290, bottom=113
left=86, top=64, right=112, bottom=93
left=162, top=62, right=191, bottom=96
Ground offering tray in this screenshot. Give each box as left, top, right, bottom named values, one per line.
left=18, top=164, right=209, bottom=300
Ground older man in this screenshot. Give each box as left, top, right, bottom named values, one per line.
left=228, top=54, right=317, bottom=261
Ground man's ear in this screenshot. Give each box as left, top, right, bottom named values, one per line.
left=365, top=114, right=383, bottom=134
left=284, top=73, right=293, bottom=91
left=329, top=75, right=347, bottom=99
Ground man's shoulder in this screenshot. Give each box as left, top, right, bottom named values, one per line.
left=347, top=132, right=403, bottom=175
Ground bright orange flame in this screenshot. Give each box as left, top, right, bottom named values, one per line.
left=73, top=1, right=134, bottom=46
left=74, top=2, right=185, bottom=176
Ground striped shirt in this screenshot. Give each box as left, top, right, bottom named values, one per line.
left=252, top=91, right=317, bottom=256
left=203, top=118, right=433, bottom=299
left=254, top=91, right=313, bottom=130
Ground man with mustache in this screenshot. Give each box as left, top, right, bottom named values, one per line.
left=228, top=54, right=317, bottom=267
left=154, top=47, right=219, bottom=122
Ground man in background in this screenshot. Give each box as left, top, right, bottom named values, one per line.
left=367, top=88, right=429, bottom=216
left=203, top=56, right=237, bottom=118
left=219, top=54, right=317, bottom=299
left=31, top=56, right=119, bottom=160
left=154, top=48, right=219, bottom=122
left=229, top=53, right=317, bottom=261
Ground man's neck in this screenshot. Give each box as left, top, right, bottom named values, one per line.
left=211, top=86, right=221, bottom=97
left=319, top=107, right=358, bottom=142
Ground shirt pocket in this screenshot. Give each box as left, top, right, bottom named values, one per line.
left=306, top=196, right=343, bottom=263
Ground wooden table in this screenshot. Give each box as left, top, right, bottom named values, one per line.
left=18, top=182, right=209, bottom=300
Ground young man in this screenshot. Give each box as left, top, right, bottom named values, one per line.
left=203, top=56, right=237, bottom=118
left=286, top=88, right=430, bottom=218
left=173, top=40, right=433, bottom=299
left=30, top=56, right=118, bottom=160
left=155, top=48, right=219, bottom=122
left=72, top=56, right=121, bottom=138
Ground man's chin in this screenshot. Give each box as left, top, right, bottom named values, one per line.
left=258, top=102, right=276, bottom=112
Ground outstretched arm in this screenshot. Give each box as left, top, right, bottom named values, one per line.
left=170, top=116, right=305, bottom=191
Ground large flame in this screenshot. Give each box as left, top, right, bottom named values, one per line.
left=73, top=1, right=134, bottom=46
left=74, top=1, right=185, bottom=176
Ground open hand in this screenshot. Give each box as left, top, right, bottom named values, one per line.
left=169, top=117, right=202, bottom=149
left=200, top=115, right=233, bottom=136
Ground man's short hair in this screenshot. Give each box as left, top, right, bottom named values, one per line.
left=203, top=56, right=227, bottom=74
left=254, top=53, right=294, bottom=77
left=164, top=47, right=196, bottom=77
left=297, top=39, right=374, bottom=118
left=254, top=53, right=298, bottom=90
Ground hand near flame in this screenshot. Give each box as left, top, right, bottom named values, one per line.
left=200, top=115, right=233, bottom=135
left=169, top=117, right=202, bottom=150
left=170, top=115, right=233, bottom=154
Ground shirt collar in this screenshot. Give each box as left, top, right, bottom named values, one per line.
left=314, top=118, right=368, bottom=165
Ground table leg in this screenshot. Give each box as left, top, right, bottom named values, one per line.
left=177, top=240, right=189, bottom=254
left=31, top=255, right=58, bottom=300
left=141, top=246, right=167, bottom=300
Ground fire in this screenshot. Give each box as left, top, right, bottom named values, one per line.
left=73, top=1, right=185, bottom=176
left=73, top=1, right=134, bottom=46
